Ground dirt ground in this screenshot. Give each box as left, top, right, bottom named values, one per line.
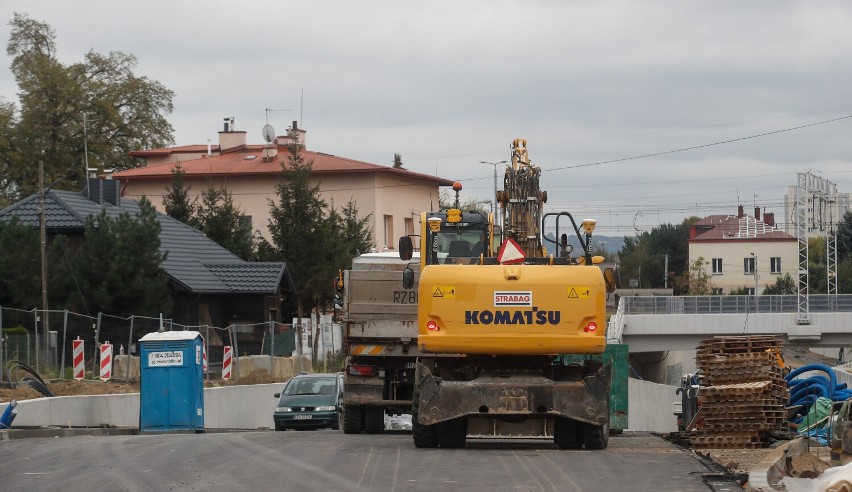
left=0, top=369, right=283, bottom=403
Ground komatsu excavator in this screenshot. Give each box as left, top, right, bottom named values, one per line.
left=399, top=138, right=617, bottom=449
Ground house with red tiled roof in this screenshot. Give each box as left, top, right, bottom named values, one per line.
left=114, top=120, right=454, bottom=248
left=688, top=206, right=797, bottom=294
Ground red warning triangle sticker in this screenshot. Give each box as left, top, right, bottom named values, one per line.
left=497, top=238, right=526, bottom=264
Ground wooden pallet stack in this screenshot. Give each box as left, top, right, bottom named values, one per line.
left=691, top=335, right=789, bottom=449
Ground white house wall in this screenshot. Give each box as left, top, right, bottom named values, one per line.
left=689, top=240, right=797, bottom=294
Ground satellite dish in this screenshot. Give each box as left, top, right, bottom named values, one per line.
left=262, top=124, right=276, bottom=143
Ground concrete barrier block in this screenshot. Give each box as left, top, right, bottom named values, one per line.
left=113, top=355, right=140, bottom=382
left=272, top=357, right=295, bottom=379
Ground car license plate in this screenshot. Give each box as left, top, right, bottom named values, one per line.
left=294, top=414, right=313, bottom=420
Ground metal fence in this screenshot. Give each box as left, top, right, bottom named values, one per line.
left=619, top=294, right=852, bottom=315
left=0, top=306, right=338, bottom=383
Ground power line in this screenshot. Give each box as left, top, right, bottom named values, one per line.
left=543, top=115, right=852, bottom=173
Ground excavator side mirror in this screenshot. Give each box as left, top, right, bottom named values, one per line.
left=402, top=267, right=415, bottom=290
left=399, top=236, right=413, bottom=261
left=603, top=268, right=617, bottom=294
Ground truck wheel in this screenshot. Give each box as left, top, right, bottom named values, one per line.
left=364, top=407, right=385, bottom=434
left=553, top=418, right=582, bottom=449
left=581, top=421, right=609, bottom=450
left=343, top=405, right=363, bottom=434
left=412, top=389, right=438, bottom=448
left=437, top=418, right=467, bottom=449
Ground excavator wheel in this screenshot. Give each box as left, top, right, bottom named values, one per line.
left=342, top=404, right=363, bottom=434
left=553, top=417, right=583, bottom=450
left=580, top=421, right=609, bottom=450
left=364, top=407, right=385, bottom=434
left=437, top=417, right=467, bottom=449
left=412, top=388, right=439, bottom=448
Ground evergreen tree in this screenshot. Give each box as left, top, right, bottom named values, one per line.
left=268, top=144, right=336, bottom=323
left=339, top=199, right=373, bottom=266
left=194, top=183, right=254, bottom=260
left=393, top=153, right=404, bottom=169
left=64, top=198, right=171, bottom=317
left=0, top=217, right=40, bottom=308
left=162, top=164, right=195, bottom=224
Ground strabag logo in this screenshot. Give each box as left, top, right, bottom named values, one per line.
left=494, top=291, right=532, bottom=306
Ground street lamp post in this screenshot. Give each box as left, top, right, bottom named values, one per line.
left=479, top=160, right=507, bottom=228
left=750, top=252, right=759, bottom=312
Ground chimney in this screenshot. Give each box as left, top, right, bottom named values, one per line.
left=218, top=117, right=247, bottom=153
left=737, top=205, right=744, bottom=218
left=764, top=212, right=775, bottom=227
left=86, top=176, right=120, bottom=206
left=689, top=225, right=697, bottom=239
left=754, top=207, right=761, bottom=221
left=277, top=120, right=307, bottom=149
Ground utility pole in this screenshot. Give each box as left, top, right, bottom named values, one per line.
left=38, top=161, right=47, bottom=372
left=664, top=254, right=669, bottom=289
left=479, top=160, right=507, bottom=229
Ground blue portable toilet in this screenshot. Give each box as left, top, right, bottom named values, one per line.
left=139, top=331, right=205, bottom=432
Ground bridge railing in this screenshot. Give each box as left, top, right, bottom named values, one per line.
left=619, top=294, right=852, bottom=315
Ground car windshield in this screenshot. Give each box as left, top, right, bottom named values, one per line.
left=282, top=377, right=337, bottom=396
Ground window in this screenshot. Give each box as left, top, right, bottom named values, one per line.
left=711, top=258, right=723, bottom=275
left=770, top=257, right=781, bottom=274
left=746, top=287, right=755, bottom=296
left=383, top=215, right=393, bottom=250
left=744, top=257, right=755, bottom=274
left=711, top=287, right=723, bottom=295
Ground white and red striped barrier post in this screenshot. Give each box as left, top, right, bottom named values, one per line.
left=72, top=337, right=85, bottom=380
left=202, top=344, right=208, bottom=372
left=99, top=342, right=113, bottom=381
left=222, top=346, right=232, bottom=380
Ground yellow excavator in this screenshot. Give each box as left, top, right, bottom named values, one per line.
left=399, top=139, right=617, bottom=449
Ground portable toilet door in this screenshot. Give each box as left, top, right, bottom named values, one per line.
left=139, top=331, right=205, bottom=432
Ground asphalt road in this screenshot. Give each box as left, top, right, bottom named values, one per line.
left=0, top=430, right=741, bottom=491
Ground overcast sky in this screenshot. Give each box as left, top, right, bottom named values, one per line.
left=3, top=1, right=852, bottom=236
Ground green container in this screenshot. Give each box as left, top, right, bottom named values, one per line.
left=559, top=343, right=629, bottom=432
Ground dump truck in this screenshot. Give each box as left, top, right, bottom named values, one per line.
left=340, top=252, right=421, bottom=434
left=398, top=138, right=617, bottom=449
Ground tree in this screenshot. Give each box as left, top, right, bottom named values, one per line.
left=268, top=144, right=336, bottom=324
left=808, top=236, right=827, bottom=294
left=0, top=217, right=40, bottom=308
left=339, top=199, right=373, bottom=266
left=0, top=99, right=18, bottom=208
left=62, top=198, right=171, bottom=317
left=618, top=217, right=699, bottom=293
left=393, top=153, right=404, bottom=169
left=3, top=13, right=174, bottom=203
left=837, top=210, right=852, bottom=262
left=193, top=183, right=254, bottom=260
left=673, top=256, right=715, bottom=295
left=762, top=273, right=796, bottom=295
left=162, top=164, right=195, bottom=224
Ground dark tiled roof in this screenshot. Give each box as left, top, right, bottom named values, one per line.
left=0, top=189, right=289, bottom=295
left=206, top=263, right=288, bottom=294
